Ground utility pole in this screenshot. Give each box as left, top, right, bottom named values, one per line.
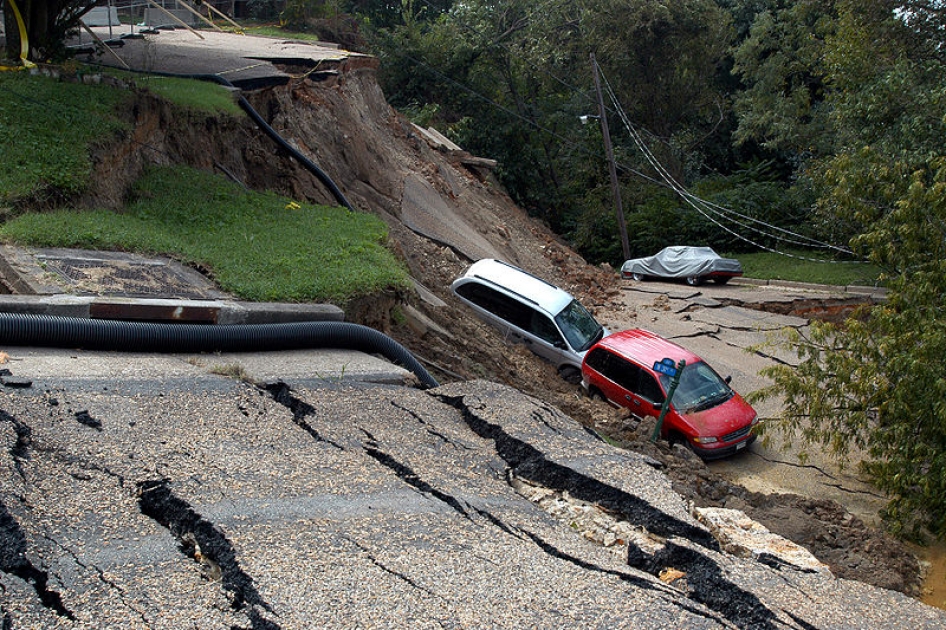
left=590, top=53, right=631, bottom=262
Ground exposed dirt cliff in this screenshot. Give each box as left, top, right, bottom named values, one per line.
left=82, top=58, right=921, bottom=597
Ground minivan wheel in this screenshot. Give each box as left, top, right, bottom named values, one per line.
left=559, top=366, right=582, bottom=384
left=685, top=276, right=703, bottom=286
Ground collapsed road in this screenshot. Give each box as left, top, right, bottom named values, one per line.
left=1, top=346, right=942, bottom=629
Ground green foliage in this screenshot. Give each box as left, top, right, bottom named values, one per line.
left=732, top=0, right=837, bottom=153
left=2, top=0, right=98, bottom=61
left=0, top=166, right=411, bottom=303
left=362, top=0, right=747, bottom=251
left=753, top=264, right=946, bottom=540
left=743, top=0, right=946, bottom=540
left=0, top=72, right=129, bottom=201
left=245, top=0, right=282, bottom=21
left=281, top=0, right=333, bottom=29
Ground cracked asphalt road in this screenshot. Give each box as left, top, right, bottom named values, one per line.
left=1, top=345, right=942, bottom=628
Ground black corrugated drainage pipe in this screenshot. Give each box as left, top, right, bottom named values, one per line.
left=85, top=61, right=357, bottom=213
left=193, top=73, right=356, bottom=213
left=0, top=313, right=438, bottom=389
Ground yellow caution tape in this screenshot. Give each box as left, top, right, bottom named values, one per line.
left=6, top=0, right=35, bottom=68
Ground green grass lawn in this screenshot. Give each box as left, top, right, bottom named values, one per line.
left=0, top=72, right=409, bottom=305
left=731, top=250, right=883, bottom=287
left=0, top=72, right=130, bottom=200
left=0, top=166, right=410, bottom=303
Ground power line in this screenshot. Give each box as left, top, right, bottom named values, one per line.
left=595, top=59, right=860, bottom=262
left=406, top=1, right=861, bottom=260
left=398, top=51, right=666, bottom=188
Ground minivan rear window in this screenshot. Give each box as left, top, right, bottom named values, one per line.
left=455, top=282, right=532, bottom=330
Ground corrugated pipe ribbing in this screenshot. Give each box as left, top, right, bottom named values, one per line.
left=0, top=313, right=438, bottom=388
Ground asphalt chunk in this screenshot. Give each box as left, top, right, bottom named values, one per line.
left=74, top=410, right=102, bottom=431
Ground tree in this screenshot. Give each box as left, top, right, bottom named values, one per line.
left=3, top=0, right=98, bottom=62
left=745, top=0, right=946, bottom=540
left=731, top=0, right=837, bottom=155
left=362, top=0, right=742, bottom=259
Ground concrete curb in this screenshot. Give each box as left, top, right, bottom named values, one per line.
left=0, top=245, right=345, bottom=324
left=729, top=276, right=887, bottom=299
left=0, top=294, right=344, bottom=324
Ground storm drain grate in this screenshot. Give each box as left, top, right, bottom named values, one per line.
left=40, top=258, right=212, bottom=299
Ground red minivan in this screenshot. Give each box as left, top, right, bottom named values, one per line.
left=581, top=328, right=758, bottom=459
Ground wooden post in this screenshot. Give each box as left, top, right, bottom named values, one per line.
left=144, top=0, right=205, bottom=39
left=591, top=52, right=631, bottom=262
left=173, top=0, right=224, bottom=32
left=78, top=19, right=130, bottom=69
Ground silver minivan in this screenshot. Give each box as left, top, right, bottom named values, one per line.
left=451, top=259, right=608, bottom=382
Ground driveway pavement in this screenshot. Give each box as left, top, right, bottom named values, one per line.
left=75, top=27, right=362, bottom=87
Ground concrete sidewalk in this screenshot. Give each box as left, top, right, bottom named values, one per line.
left=0, top=244, right=343, bottom=324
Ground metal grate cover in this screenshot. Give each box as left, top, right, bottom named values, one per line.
left=41, top=257, right=212, bottom=299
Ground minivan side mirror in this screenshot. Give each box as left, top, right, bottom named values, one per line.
left=725, top=375, right=732, bottom=384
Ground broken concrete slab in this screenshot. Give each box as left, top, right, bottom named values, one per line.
left=0, top=245, right=227, bottom=299
left=400, top=174, right=507, bottom=262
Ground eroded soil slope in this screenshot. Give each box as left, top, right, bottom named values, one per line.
left=86, top=59, right=921, bottom=596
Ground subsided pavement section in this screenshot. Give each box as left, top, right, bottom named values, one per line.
left=1, top=359, right=942, bottom=629
left=607, top=280, right=890, bottom=528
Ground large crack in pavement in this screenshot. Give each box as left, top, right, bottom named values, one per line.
left=0, top=497, right=75, bottom=621
left=263, top=381, right=345, bottom=450
left=353, top=410, right=731, bottom=627
left=256, top=379, right=802, bottom=627
left=515, top=525, right=728, bottom=627
left=627, top=539, right=780, bottom=629
left=2, top=409, right=32, bottom=480
left=0, top=405, right=160, bottom=624
left=262, top=382, right=734, bottom=623
left=137, top=479, right=281, bottom=630
left=438, top=391, right=788, bottom=630
left=437, top=393, right=716, bottom=546
left=1, top=409, right=77, bottom=621
left=716, top=295, right=879, bottom=323
left=360, top=428, right=475, bottom=522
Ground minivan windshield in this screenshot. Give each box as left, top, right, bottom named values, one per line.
left=554, top=299, right=605, bottom=352
left=658, top=361, right=733, bottom=412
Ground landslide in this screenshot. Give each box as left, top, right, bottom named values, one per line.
left=86, top=58, right=921, bottom=596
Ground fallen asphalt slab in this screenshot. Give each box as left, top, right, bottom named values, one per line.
left=1, top=358, right=943, bottom=629
left=72, top=27, right=365, bottom=88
